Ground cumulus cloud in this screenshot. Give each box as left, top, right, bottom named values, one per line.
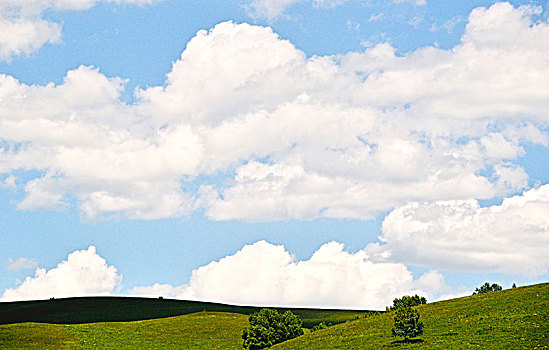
left=0, top=3, right=548, bottom=220
left=131, top=240, right=448, bottom=309
left=2, top=246, right=121, bottom=301
left=7, top=257, right=38, bottom=271
left=367, top=184, right=549, bottom=276
left=1, top=65, right=197, bottom=219
left=0, top=17, right=61, bottom=61
left=0, top=0, right=161, bottom=61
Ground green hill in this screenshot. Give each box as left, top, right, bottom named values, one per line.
left=0, top=296, right=372, bottom=328
left=0, top=312, right=248, bottom=349
left=1, top=283, right=547, bottom=349
left=274, top=282, right=549, bottom=349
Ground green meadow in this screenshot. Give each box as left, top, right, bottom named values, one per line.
left=0, top=312, right=247, bottom=349
left=0, top=282, right=547, bottom=349
left=276, top=282, right=549, bottom=349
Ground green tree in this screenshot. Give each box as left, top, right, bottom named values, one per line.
left=386, top=294, right=427, bottom=311
left=473, top=282, right=503, bottom=295
left=242, top=308, right=304, bottom=349
left=391, top=306, right=424, bottom=342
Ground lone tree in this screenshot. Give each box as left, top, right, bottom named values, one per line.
left=387, top=294, right=427, bottom=311
left=473, top=282, right=502, bottom=295
left=242, top=308, right=304, bottom=349
left=391, top=306, right=424, bottom=342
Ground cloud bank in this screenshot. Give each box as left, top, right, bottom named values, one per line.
left=0, top=3, right=547, bottom=223
left=131, top=240, right=448, bottom=309
left=3, top=242, right=450, bottom=308
left=367, top=183, right=549, bottom=276
left=2, top=246, right=121, bottom=301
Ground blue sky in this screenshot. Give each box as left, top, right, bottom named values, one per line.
left=0, top=0, right=548, bottom=309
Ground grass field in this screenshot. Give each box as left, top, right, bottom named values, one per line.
left=1, top=283, right=547, bottom=349
left=274, top=282, right=549, bottom=349
left=0, top=312, right=248, bottom=349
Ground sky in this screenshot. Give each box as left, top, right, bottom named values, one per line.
left=0, top=0, right=548, bottom=310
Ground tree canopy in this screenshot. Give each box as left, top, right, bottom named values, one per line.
left=391, top=306, right=424, bottom=341
left=473, top=282, right=503, bottom=295
left=242, top=308, right=304, bottom=349
left=386, top=294, right=427, bottom=311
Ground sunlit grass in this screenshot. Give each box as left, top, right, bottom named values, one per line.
left=274, top=283, right=549, bottom=349
left=1, top=283, right=547, bottom=349
left=0, top=312, right=248, bottom=349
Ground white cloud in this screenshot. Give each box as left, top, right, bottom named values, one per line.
left=2, top=246, right=122, bottom=301
left=0, top=65, right=198, bottom=219
left=393, top=0, right=426, bottom=6
left=244, top=0, right=425, bottom=20
left=368, top=184, right=549, bottom=276
left=7, top=257, right=38, bottom=271
left=0, top=174, right=16, bottom=189
left=0, top=0, right=161, bottom=61
left=131, top=240, right=448, bottom=309
left=0, top=3, right=548, bottom=220
left=368, top=13, right=385, bottom=22
left=429, top=15, right=465, bottom=34
left=245, top=0, right=306, bottom=20
left=0, top=18, right=61, bottom=61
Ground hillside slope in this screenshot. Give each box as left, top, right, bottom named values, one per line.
left=0, top=312, right=248, bottom=349
left=0, top=296, right=372, bottom=328
left=274, top=282, right=549, bottom=349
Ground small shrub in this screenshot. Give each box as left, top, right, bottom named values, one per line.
left=473, top=282, right=502, bottom=295
left=391, top=306, right=424, bottom=341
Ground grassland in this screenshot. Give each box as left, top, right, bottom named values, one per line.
left=0, top=312, right=248, bottom=349
left=275, top=282, right=549, bottom=349
left=1, top=282, right=547, bottom=349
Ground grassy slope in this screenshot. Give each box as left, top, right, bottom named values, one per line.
left=0, top=297, right=371, bottom=328
left=274, top=282, right=549, bottom=349
left=0, top=312, right=248, bottom=349
left=2, top=283, right=546, bottom=349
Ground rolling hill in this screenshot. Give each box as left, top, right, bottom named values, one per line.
left=0, top=296, right=372, bottom=328
left=274, top=282, right=549, bottom=349
left=0, top=282, right=547, bottom=349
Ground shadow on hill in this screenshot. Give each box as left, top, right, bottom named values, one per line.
left=0, top=296, right=377, bottom=327
left=390, top=338, right=424, bottom=345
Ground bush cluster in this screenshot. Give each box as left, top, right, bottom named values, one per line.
left=242, top=309, right=304, bottom=349
left=473, top=282, right=502, bottom=295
